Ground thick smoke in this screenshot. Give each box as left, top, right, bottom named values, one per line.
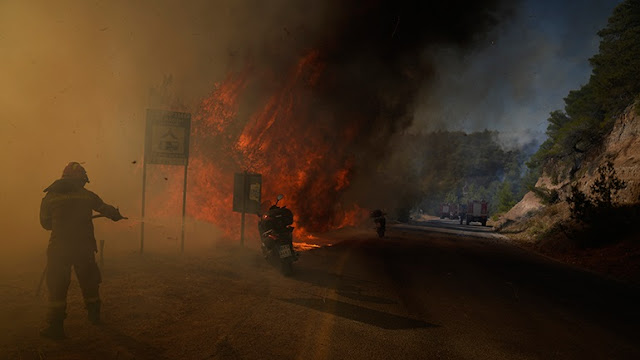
left=182, top=1, right=522, bottom=231
left=242, top=0, right=521, bottom=223
left=410, top=0, right=621, bottom=147
left=1, top=0, right=519, bottom=255
left=0, top=0, right=333, bottom=255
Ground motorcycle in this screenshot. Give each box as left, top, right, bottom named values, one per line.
left=370, top=209, right=386, bottom=238
left=257, top=194, right=298, bottom=275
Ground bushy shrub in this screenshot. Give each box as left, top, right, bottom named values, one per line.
left=567, top=161, right=626, bottom=222
left=565, top=161, right=628, bottom=247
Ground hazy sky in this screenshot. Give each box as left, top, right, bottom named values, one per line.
left=410, top=0, right=621, bottom=148
left=0, top=0, right=622, bottom=253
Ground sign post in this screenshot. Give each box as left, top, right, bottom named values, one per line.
left=233, top=172, right=262, bottom=247
left=142, top=109, right=191, bottom=253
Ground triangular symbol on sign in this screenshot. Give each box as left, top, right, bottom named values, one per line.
left=161, top=129, right=178, bottom=140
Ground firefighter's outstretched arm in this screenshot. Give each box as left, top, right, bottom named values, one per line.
left=96, top=203, right=127, bottom=221
left=91, top=192, right=126, bottom=221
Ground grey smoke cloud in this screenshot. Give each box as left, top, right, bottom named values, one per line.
left=0, top=0, right=331, bottom=253
left=0, top=0, right=620, bottom=253
left=409, top=0, right=620, bottom=148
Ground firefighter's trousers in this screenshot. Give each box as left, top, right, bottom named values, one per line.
left=45, top=251, right=101, bottom=323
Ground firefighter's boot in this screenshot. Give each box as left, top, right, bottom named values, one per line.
left=87, top=301, right=101, bottom=325
left=40, top=309, right=66, bottom=340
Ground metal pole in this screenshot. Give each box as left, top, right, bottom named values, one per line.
left=180, top=161, right=188, bottom=253
left=140, top=160, right=147, bottom=254
left=240, top=211, right=246, bottom=247
left=240, top=171, right=248, bottom=247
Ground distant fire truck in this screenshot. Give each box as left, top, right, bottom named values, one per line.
left=461, top=200, right=488, bottom=226
left=440, top=203, right=450, bottom=219
left=440, top=203, right=459, bottom=219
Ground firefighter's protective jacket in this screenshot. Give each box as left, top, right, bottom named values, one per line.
left=40, top=178, right=120, bottom=255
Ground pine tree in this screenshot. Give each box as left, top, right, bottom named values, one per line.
left=497, top=181, right=516, bottom=213
left=589, top=0, right=640, bottom=119
left=528, top=0, right=640, bottom=177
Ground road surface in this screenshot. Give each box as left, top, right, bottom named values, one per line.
left=1, top=220, right=638, bottom=359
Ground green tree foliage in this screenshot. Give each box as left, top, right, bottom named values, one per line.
left=402, top=130, right=532, bottom=215
left=590, top=0, right=640, bottom=118
left=444, top=190, right=458, bottom=204
left=496, top=181, right=516, bottom=213
left=520, top=165, right=541, bottom=194
left=530, top=0, right=640, bottom=177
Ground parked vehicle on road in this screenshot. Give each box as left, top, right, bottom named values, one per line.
left=440, top=203, right=459, bottom=219
left=440, top=203, right=451, bottom=219
left=462, top=200, right=488, bottom=226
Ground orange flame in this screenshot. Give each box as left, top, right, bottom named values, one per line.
left=150, top=51, right=369, bottom=242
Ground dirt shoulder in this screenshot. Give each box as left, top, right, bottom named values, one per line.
left=493, top=211, right=640, bottom=287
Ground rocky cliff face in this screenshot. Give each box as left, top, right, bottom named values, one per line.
left=501, top=100, right=640, bottom=225
left=596, top=102, right=640, bottom=203
left=496, top=101, right=640, bottom=283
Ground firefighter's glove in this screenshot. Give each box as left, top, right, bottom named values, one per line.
left=111, top=208, right=127, bottom=221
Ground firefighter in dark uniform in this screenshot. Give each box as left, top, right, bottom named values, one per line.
left=39, top=162, right=125, bottom=339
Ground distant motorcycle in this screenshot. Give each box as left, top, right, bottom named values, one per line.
left=370, top=209, right=386, bottom=238
left=258, top=194, right=298, bottom=275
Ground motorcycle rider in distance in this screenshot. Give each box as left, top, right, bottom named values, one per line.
left=370, top=209, right=386, bottom=238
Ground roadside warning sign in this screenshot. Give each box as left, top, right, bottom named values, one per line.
left=145, top=109, right=191, bottom=165
left=141, top=108, right=192, bottom=254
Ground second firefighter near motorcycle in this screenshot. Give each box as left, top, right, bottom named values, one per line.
left=257, top=194, right=298, bottom=275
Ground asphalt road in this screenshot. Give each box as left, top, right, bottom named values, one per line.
left=2, top=220, right=639, bottom=359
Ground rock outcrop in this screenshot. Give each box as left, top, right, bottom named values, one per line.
left=500, top=100, right=640, bottom=228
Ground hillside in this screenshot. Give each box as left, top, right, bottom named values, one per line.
left=496, top=100, right=640, bottom=284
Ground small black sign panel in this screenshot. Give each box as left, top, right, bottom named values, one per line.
left=233, top=173, right=262, bottom=213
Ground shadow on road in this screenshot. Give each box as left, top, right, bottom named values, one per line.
left=291, top=267, right=397, bottom=305
left=336, top=289, right=397, bottom=304
left=281, top=298, right=439, bottom=330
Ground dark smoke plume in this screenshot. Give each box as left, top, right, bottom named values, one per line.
left=308, top=0, right=519, bottom=141
left=193, top=0, right=520, bottom=229
left=309, top=1, right=518, bottom=220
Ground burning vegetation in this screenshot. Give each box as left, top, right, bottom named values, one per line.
left=141, top=0, right=517, bottom=239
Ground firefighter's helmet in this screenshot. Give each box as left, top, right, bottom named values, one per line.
left=62, top=162, right=90, bottom=183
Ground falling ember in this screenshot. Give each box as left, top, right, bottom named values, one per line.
left=153, top=50, right=370, bottom=242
